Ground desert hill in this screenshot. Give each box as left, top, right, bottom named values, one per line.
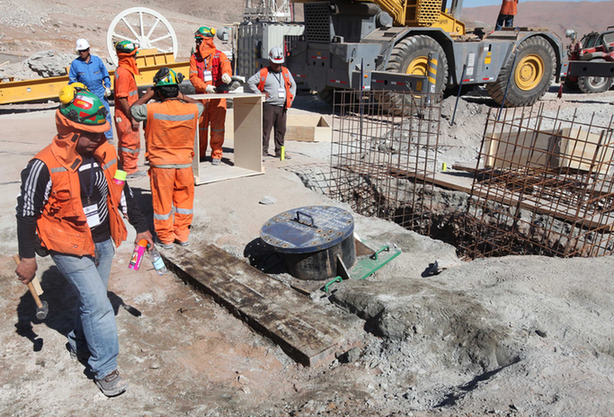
left=461, top=0, right=614, bottom=43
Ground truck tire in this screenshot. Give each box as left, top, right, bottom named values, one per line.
left=577, top=75, right=614, bottom=93
left=386, top=35, right=449, bottom=94
left=382, top=35, right=449, bottom=114
left=487, top=36, right=556, bottom=107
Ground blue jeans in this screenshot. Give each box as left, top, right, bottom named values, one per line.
left=495, top=14, right=514, bottom=31
left=101, top=98, right=114, bottom=140
left=52, top=239, right=118, bottom=380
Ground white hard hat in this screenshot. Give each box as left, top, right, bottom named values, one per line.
left=269, top=46, right=284, bottom=64
left=75, top=38, right=90, bottom=51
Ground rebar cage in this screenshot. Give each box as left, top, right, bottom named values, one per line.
left=461, top=104, right=614, bottom=258
left=329, top=89, right=442, bottom=235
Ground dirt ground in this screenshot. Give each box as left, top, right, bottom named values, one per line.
left=2, top=1, right=614, bottom=416
left=2, top=86, right=614, bottom=417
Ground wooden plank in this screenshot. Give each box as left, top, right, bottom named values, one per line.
left=162, top=243, right=363, bottom=367
left=189, top=93, right=264, bottom=186
left=409, top=171, right=614, bottom=230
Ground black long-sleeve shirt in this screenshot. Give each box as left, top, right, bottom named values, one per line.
left=16, top=157, right=149, bottom=258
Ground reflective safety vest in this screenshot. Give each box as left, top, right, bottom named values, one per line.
left=34, top=140, right=127, bottom=256
left=144, top=100, right=199, bottom=167
left=257, top=66, right=294, bottom=109
left=193, top=51, right=224, bottom=88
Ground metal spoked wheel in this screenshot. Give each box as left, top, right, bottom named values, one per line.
left=106, top=7, right=178, bottom=66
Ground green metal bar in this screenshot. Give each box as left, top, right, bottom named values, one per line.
left=324, top=276, right=342, bottom=292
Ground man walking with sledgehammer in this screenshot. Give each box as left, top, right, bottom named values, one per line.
left=15, top=85, right=153, bottom=397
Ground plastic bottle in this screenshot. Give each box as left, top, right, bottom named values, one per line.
left=149, top=246, right=167, bottom=275
left=113, top=169, right=127, bottom=186
left=128, top=239, right=148, bottom=271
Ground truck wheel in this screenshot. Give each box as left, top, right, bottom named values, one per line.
left=577, top=75, right=614, bottom=93
left=387, top=35, right=449, bottom=95
left=383, top=35, right=449, bottom=113
left=487, top=36, right=555, bottom=107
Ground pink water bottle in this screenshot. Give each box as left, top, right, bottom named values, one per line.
left=129, top=239, right=148, bottom=270
left=113, top=170, right=126, bottom=186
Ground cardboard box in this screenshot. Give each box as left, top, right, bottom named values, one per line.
left=285, top=115, right=331, bottom=142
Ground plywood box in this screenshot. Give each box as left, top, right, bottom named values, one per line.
left=285, top=115, right=331, bottom=142
left=485, top=129, right=556, bottom=169
left=485, top=127, right=614, bottom=174
left=558, top=127, right=614, bottom=174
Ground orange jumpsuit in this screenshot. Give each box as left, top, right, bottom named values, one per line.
left=143, top=100, right=199, bottom=245
left=114, top=54, right=140, bottom=174
left=189, top=38, right=232, bottom=160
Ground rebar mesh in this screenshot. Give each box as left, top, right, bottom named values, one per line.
left=460, top=104, right=614, bottom=259
left=329, top=90, right=441, bottom=235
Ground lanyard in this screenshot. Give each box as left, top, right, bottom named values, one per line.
left=80, top=159, right=95, bottom=205
left=272, top=71, right=283, bottom=87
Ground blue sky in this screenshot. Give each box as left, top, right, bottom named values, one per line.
left=463, top=0, right=606, bottom=8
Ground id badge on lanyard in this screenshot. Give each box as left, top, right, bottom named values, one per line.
left=81, top=160, right=101, bottom=228
left=278, top=87, right=286, bottom=99
left=203, top=70, right=213, bottom=82
left=84, top=204, right=101, bottom=228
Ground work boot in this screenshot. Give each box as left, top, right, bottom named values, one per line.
left=95, top=369, right=127, bottom=397
left=176, top=239, right=189, bottom=247
left=211, top=158, right=221, bottom=166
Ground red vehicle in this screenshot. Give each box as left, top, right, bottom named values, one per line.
left=565, top=27, right=614, bottom=93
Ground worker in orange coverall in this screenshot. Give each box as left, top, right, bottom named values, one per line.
left=189, top=26, right=233, bottom=165
left=113, top=40, right=145, bottom=180
left=130, top=68, right=204, bottom=248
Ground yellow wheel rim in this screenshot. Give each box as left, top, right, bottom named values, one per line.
left=515, top=53, right=544, bottom=91
left=406, top=56, right=428, bottom=76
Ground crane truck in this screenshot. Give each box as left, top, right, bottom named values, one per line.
left=284, top=0, right=566, bottom=107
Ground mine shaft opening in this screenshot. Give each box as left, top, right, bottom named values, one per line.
left=310, top=90, right=614, bottom=260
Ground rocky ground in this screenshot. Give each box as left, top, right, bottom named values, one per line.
left=2, top=1, right=614, bottom=416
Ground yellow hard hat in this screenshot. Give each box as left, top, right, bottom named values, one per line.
left=59, top=83, right=89, bottom=105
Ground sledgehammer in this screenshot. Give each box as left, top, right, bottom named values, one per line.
left=13, top=255, right=49, bottom=320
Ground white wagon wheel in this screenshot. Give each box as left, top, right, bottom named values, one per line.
left=107, top=7, right=178, bottom=66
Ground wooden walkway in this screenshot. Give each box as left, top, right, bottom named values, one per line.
left=162, top=243, right=363, bottom=366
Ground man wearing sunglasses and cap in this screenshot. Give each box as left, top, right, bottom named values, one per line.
left=189, top=26, right=233, bottom=165
left=69, top=38, right=114, bottom=143
left=15, top=85, right=154, bottom=397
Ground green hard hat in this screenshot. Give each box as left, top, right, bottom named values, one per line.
left=153, top=67, right=184, bottom=86
left=195, top=26, right=216, bottom=39
left=59, top=89, right=108, bottom=126
left=115, top=40, right=138, bottom=54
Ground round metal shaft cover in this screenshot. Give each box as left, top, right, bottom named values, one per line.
left=260, top=206, right=354, bottom=254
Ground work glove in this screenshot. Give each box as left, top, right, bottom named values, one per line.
left=104, top=87, right=112, bottom=98
left=205, top=84, right=217, bottom=93
left=221, top=73, right=232, bottom=85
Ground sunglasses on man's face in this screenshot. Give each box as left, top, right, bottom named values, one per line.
left=78, top=48, right=90, bottom=53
